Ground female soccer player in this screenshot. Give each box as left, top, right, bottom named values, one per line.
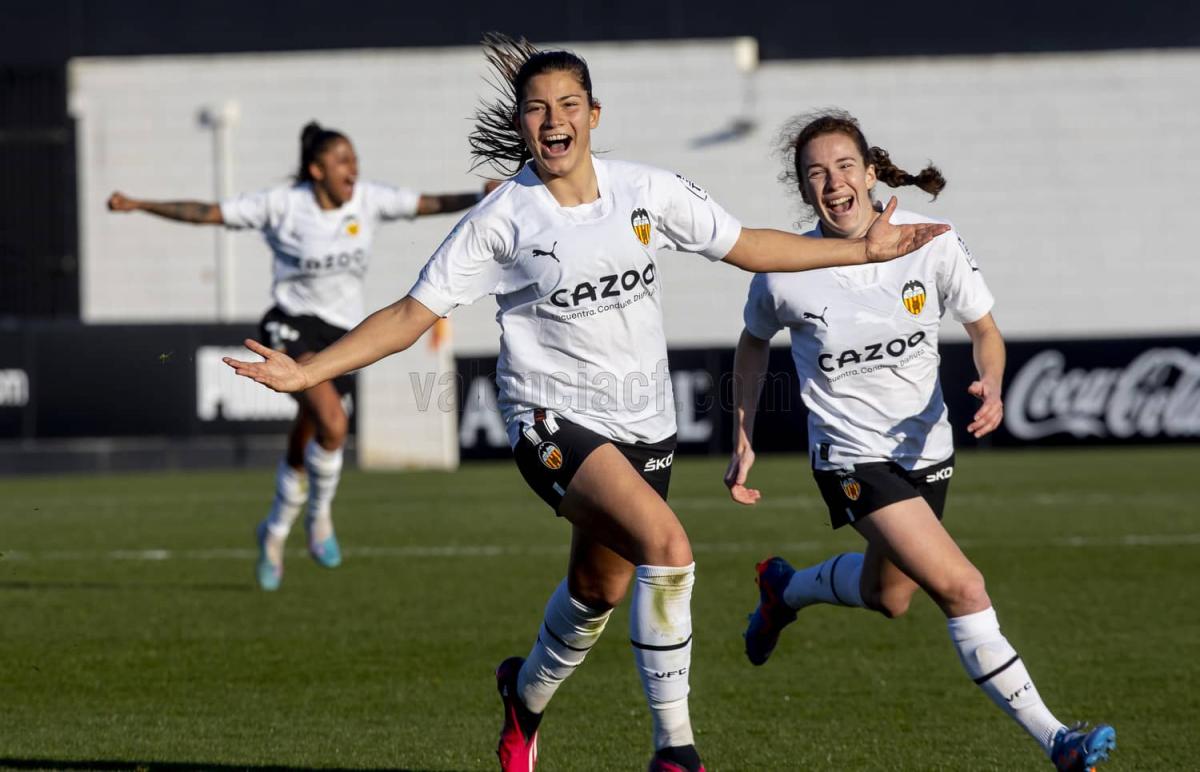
left=725, top=110, right=1116, bottom=772
left=108, top=121, right=492, bottom=591
left=224, top=37, right=947, bottom=771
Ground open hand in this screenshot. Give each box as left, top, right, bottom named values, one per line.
left=966, top=379, right=1003, bottom=438
left=107, top=191, right=139, bottom=212
left=723, top=447, right=762, bottom=505
left=864, top=197, right=950, bottom=262
left=222, top=339, right=309, bottom=393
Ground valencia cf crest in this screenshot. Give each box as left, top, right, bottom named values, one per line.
left=344, top=216, right=361, bottom=237
left=902, top=280, right=926, bottom=316
left=631, top=208, right=652, bottom=246
left=538, top=441, right=564, bottom=471
left=840, top=477, right=862, bottom=501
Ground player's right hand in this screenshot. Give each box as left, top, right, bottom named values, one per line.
left=724, top=446, right=762, bottom=505
left=106, top=191, right=138, bottom=212
left=223, top=339, right=310, bottom=393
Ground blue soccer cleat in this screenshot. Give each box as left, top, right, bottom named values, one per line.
left=1050, top=723, right=1117, bottom=771
left=308, top=532, right=341, bottom=569
left=744, top=557, right=798, bottom=666
left=255, top=520, right=283, bottom=591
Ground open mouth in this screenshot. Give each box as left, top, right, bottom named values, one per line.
left=825, top=195, right=854, bottom=216
left=541, top=133, right=572, bottom=157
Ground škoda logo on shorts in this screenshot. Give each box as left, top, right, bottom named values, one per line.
left=902, top=280, right=926, bottom=316
left=840, top=477, right=862, bottom=501
left=631, top=208, right=652, bottom=246
left=538, top=441, right=564, bottom=470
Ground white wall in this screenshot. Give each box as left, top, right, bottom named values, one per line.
left=73, top=45, right=1200, bottom=351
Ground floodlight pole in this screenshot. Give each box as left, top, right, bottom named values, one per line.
left=199, top=101, right=240, bottom=322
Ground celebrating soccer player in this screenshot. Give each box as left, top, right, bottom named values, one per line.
left=726, top=109, right=1116, bottom=772
left=108, top=121, right=494, bottom=591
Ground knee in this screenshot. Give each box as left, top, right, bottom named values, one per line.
left=864, top=580, right=915, bottom=620
left=938, top=568, right=990, bottom=616
left=639, top=526, right=693, bottom=568
left=316, top=408, right=349, bottom=447
left=571, top=581, right=625, bottom=611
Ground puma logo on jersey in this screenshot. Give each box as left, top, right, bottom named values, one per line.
left=549, top=262, right=657, bottom=308
left=532, top=242, right=560, bottom=262
left=818, top=331, right=928, bottom=372
left=643, top=451, right=674, bottom=472
left=803, top=307, right=829, bottom=327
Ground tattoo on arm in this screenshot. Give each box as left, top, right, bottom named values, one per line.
left=142, top=201, right=222, bottom=224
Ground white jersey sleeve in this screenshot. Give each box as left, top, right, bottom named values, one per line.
left=219, top=187, right=287, bottom=230
left=938, top=229, right=994, bottom=323
left=362, top=180, right=421, bottom=222
left=407, top=211, right=514, bottom=316
left=651, top=172, right=742, bottom=260
left=743, top=272, right=783, bottom=341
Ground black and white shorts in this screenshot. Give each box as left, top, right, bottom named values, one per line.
left=812, top=455, right=954, bottom=530
left=258, top=306, right=354, bottom=395
left=512, top=409, right=676, bottom=513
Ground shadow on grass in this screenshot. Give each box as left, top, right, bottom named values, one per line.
left=0, top=761, right=444, bottom=772
left=0, top=580, right=251, bottom=592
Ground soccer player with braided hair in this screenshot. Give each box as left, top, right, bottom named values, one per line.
left=727, top=109, right=1116, bottom=771
left=109, top=121, right=492, bottom=591
left=225, top=40, right=948, bottom=770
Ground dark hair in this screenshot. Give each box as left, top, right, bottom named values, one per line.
left=469, top=32, right=598, bottom=177
left=779, top=109, right=945, bottom=208
left=297, top=121, right=349, bottom=183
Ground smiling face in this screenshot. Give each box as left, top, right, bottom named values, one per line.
left=799, top=131, right=878, bottom=239
left=517, top=70, right=600, bottom=183
left=308, top=138, right=358, bottom=209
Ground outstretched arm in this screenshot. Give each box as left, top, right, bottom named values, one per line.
left=723, top=197, right=949, bottom=272
left=724, top=329, right=772, bottom=505
left=963, top=313, right=1006, bottom=438
left=416, top=180, right=502, bottom=216
left=107, top=191, right=223, bottom=224
left=223, top=296, right=441, bottom=393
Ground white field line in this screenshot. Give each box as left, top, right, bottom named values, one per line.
left=1, top=533, right=1197, bottom=563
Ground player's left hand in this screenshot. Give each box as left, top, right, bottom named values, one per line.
left=864, top=197, right=950, bottom=262
left=724, top=446, right=762, bottom=505
left=966, top=379, right=1003, bottom=438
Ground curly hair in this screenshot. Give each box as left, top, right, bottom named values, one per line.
left=778, top=109, right=945, bottom=214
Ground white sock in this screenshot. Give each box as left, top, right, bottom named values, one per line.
left=517, top=579, right=612, bottom=714
left=630, top=563, right=695, bottom=750
left=947, top=607, right=1066, bottom=754
left=265, top=461, right=305, bottom=539
left=303, top=440, right=343, bottom=538
left=783, top=552, right=866, bottom=609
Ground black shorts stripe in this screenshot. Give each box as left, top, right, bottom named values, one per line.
left=630, top=634, right=693, bottom=652
left=541, top=623, right=593, bottom=654
left=828, top=553, right=847, bottom=605
left=973, top=653, right=1022, bottom=685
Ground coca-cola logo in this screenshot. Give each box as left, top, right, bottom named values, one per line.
left=1005, top=348, right=1200, bottom=440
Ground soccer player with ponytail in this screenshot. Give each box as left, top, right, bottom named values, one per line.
left=108, top=121, right=491, bottom=591
left=728, top=109, right=1116, bottom=772
left=225, top=39, right=947, bottom=770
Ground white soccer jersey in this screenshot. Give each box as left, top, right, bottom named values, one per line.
left=220, top=180, right=421, bottom=330
left=410, top=158, right=742, bottom=445
left=743, top=209, right=993, bottom=470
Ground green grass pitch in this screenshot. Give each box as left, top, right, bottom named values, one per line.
left=1, top=447, right=1197, bottom=770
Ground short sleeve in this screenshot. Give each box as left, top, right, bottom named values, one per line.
left=363, top=181, right=421, bottom=222
left=743, top=273, right=782, bottom=341
left=654, top=172, right=742, bottom=261
left=219, top=188, right=280, bottom=230
left=407, top=213, right=512, bottom=317
left=938, top=230, right=994, bottom=323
